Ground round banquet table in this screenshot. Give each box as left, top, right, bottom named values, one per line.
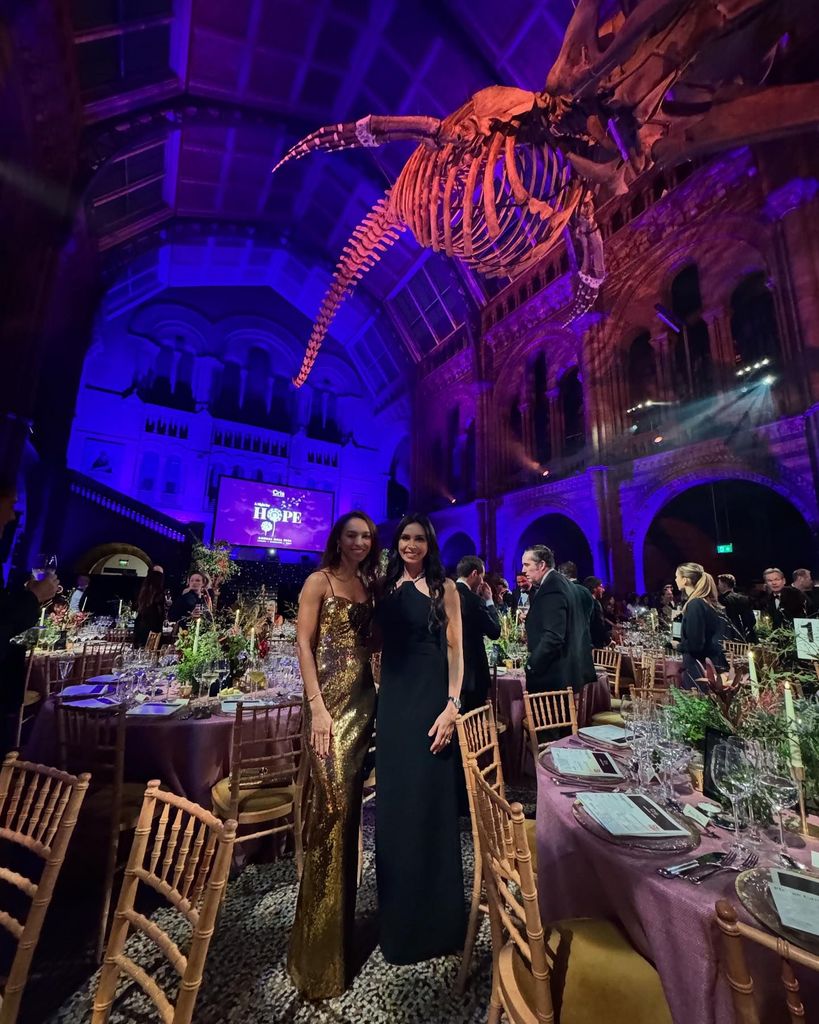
left=535, top=736, right=819, bottom=1024
left=495, top=670, right=611, bottom=783
left=24, top=697, right=237, bottom=808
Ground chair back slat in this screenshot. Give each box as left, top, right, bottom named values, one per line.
left=522, top=688, right=577, bottom=764
left=469, top=759, right=553, bottom=1023
left=92, top=783, right=237, bottom=1024
left=715, top=899, right=819, bottom=1024
left=229, top=701, right=302, bottom=809
left=629, top=685, right=672, bottom=706
left=593, top=648, right=622, bottom=697
left=0, top=754, right=89, bottom=1023
left=55, top=699, right=125, bottom=794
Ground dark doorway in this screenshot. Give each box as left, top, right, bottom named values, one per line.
left=643, top=481, right=815, bottom=592
left=515, top=514, right=593, bottom=580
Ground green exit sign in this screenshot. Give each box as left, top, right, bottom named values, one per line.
left=716, top=543, right=733, bottom=554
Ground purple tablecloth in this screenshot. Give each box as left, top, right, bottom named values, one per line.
left=25, top=698, right=235, bottom=807
left=495, top=671, right=611, bottom=783
left=535, top=738, right=819, bottom=1024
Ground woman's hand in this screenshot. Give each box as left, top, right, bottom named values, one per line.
left=428, top=702, right=458, bottom=754
left=310, top=701, right=334, bottom=758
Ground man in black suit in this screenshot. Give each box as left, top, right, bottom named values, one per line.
left=792, top=569, right=819, bottom=616
left=522, top=546, right=596, bottom=694
left=716, top=574, right=757, bottom=641
left=558, top=561, right=594, bottom=653
left=510, top=573, right=536, bottom=614
left=763, top=567, right=808, bottom=628
left=583, top=576, right=612, bottom=648
left=455, top=556, right=501, bottom=713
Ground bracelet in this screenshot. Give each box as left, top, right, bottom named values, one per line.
left=307, top=692, right=322, bottom=703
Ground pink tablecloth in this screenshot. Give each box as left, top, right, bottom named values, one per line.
left=495, top=671, right=611, bottom=783
left=25, top=697, right=235, bottom=807
left=535, top=738, right=819, bottom=1024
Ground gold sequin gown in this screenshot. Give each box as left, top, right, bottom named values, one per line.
left=287, top=590, right=376, bottom=999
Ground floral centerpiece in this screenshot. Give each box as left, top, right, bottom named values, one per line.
left=190, top=539, right=240, bottom=609
left=175, top=617, right=250, bottom=696
left=484, top=613, right=527, bottom=667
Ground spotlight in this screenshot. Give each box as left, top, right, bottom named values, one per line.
left=762, top=374, right=775, bottom=385
left=653, top=435, right=664, bottom=444
left=541, top=469, right=550, bottom=477
left=450, top=498, right=456, bottom=505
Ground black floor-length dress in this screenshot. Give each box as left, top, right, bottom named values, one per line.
left=375, top=582, right=466, bottom=964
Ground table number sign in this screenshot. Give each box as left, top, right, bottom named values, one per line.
left=793, top=618, right=819, bottom=661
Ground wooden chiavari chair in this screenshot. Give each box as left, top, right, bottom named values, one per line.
left=92, top=782, right=237, bottom=1024
left=40, top=651, right=86, bottom=698
left=145, top=631, right=162, bottom=654
left=470, top=761, right=672, bottom=1024
left=211, top=700, right=305, bottom=870
left=522, top=688, right=578, bottom=766
left=716, top=899, right=819, bottom=1024
left=0, top=753, right=90, bottom=1024
left=83, top=642, right=125, bottom=677
left=454, top=704, right=537, bottom=993
left=14, top=650, right=43, bottom=749
left=593, top=647, right=623, bottom=699
left=723, top=640, right=750, bottom=662
left=54, top=698, right=138, bottom=961
left=629, top=685, right=673, bottom=707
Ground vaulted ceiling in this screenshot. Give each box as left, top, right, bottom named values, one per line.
left=50, top=0, right=579, bottom=376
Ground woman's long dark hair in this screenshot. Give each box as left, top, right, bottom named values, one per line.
left=136, top=570, right=166, bottom=615
left=320, top=511, right=381, bottom=591
left=384, top=513, right=447, bottom=632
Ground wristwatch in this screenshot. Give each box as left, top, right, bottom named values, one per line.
left=447, top=696, right=462, bottom=711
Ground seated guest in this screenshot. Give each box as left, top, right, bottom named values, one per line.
left=487, top=575, right=513, bottom=615
left=523, top=546, right=595, bottom=694
left=583, top=576, right=612, bottom=648
left=763, top=566, right=807, bottom=628
left=716, top=573, right=757, bottom=642
left=455, top=556, right=501, bottom=713
left=133, top=567, right=166, bottom=648
left=658, top=584, right=679, bottom=627
left=792, top=568, right=819, bottom=616
left=511, top=573, right=536, bottom=614
left=68, top=574, right=90, bottom=612
left=675, top=563, right=729, bottom=690
left=168, top=571, right=211, bottom=624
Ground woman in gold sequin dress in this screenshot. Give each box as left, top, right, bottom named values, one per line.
left=287, top=511, right=379, bottom=999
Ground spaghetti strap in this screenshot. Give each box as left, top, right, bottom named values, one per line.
left=321, top=570, right=336, bottom=596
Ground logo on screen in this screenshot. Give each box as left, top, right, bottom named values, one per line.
left=253, top=501, right=303, bottom=540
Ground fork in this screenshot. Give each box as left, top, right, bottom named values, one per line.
left=689, top=851, right=758, bottom=885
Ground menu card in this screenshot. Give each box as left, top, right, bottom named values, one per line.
left=67, top=696, right=120, bottom=709
left=769, top=870, right=819, bottom=937
left=578, top=792, right=689, bottom=838
left=551, top=748, right=623, bottom=778
left=126, top=700, right=188, bottom=718
left=61, top=683, right=116, bottom=697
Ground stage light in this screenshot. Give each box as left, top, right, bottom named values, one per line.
left=450, top=498, right=456, bottom=504
left=653, top=435, right=664, bottom=444
left=541, top=469, right=550, bottom=477
left=762, top=374, right=775, bottom=385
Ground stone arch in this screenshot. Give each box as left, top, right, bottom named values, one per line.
left=77, top=542, right=153, bottom=576
left=440, top=531, right=478, bottom=573
left=628, top=468, right=819, bottom=591
left=512, top=512, right=594, bottom=582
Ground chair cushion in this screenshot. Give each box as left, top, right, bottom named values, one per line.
left=589, top=711, right=625, bottom=728
left=23, top=690, right=41, bottom=708
left=523, top=818, right=538, bottom=875
left=609, top=697, right=623, bottom=711
left=502, top=918, right=672, bottom=1024
left=211, top=777, right=294, bottom=817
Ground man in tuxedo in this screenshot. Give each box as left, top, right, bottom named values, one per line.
left=763, top=567, right=807, bottom=628
left=792, top=569, right=819, bottom=616
left=510, top=573, right=536, bottom=614
left=558, top=561, right=594, bottom=651
left=522, top=546, right=596, bottom=693
left=455, top=556, right=501, bottom=713
left=583, top=576, right=612, bottom=648
left=717, top=574, right=757, bottom=641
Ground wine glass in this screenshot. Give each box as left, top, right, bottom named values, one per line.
left=31, top=553, right=57, bottom=581
left=57, top=656, right=75, bottom=686
left=711, top=739, right=754, bottom=854
left=758, top=769, right=799, bottom=865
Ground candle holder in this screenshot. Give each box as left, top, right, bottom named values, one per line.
left=793, top=765, right=819, bottom=839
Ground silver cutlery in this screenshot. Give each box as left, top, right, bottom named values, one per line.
left=689, top=851, right=758, bottom=885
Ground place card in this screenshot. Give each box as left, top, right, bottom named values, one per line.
left=811, top=851, right=819, bottom=870
left=769, top=870, right=819, bottom=937
left=578, top=793, right=689, bottom=838
left=551, top=747, right=623, bottom=778
left=683, top=804, right=711, bottom=828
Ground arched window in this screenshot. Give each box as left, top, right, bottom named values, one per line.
left=244, top=346, right=270, bottom=425
left=137, top=451, right=159, bottom=493
left=730, top=272, right=780, bottom=365
left=670, top=264, right=712, bottom=398
left=213, top=362, right=241, bottom=420
left=532, top=352, right=551, bottom=464
left=174, top=351, right=195, bottom=410
left=269, top=375, right=293, bottom=433
left=163, top=456, right=182, bottom=498
left=559, top=367, right=585, bottom=454
left=207, top=464, right=224, bottom=504
left=627, top=331, right=657, bottom=405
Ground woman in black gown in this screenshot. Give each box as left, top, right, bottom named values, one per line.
left=375, top=514, right=465, bottom=964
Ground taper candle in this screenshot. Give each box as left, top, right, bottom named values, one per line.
left=234, top=608, right=241, bottom=628
left=783, top=680, right=804, bottom=770
left=193, top=616, right=201, bottom=654
left=748, top=649, right=759, bottom=699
